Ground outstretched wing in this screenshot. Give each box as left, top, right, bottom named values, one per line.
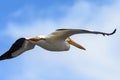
left=0, top=38, right=35, bottom=61
left=47, top=29, right=116, bottom=40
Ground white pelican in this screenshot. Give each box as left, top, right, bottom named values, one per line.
left=0, top=28, right=116, bottom=60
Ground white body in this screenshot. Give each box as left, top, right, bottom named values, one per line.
left=33, top=36, right=70, bottom=51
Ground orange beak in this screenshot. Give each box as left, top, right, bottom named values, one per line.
left=67, top=38, right=86, bottom=50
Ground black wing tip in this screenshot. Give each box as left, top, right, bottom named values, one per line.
left=102, top=28, right=117, bottom=36
left=0, top=37, right=26, bottom=61
left=0, top=57, right=10, bottom=61
left=108, top=28, right=117, bottom=35
left=112, top=28, right=117, bottom=34
left=0, top=56, right=4, bottom=60
left=0, top=53, right=13, bottom=61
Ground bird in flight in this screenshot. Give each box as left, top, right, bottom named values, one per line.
left=0, top=28, right=116, bottom=60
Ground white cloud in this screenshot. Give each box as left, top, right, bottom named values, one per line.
left=3, top=0, right=120, bottom=80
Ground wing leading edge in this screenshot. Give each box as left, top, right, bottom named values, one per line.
left=48, top=29, right=116, bottom=40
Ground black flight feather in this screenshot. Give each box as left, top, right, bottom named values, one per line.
left=0, top=38, right=26, bottom=60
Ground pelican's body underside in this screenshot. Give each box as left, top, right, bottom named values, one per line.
left=35, top=39, right=70, bottom=51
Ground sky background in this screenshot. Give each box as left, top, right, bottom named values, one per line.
left=0, top=0, right=120, bottom=80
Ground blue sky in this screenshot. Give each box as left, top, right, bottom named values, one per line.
left=0, top=0, right=120, bottom=80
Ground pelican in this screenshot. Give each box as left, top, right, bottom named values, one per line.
left=0, top=28, right=116, bottom=60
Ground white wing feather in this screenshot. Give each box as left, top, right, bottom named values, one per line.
left=47, top=29, right=116, bottom=40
